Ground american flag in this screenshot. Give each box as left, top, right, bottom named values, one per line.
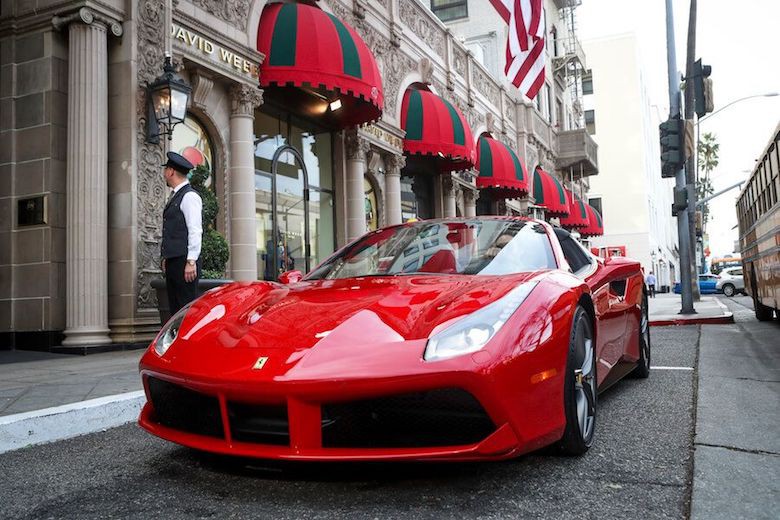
left=489, top=0, right=546, bottom=100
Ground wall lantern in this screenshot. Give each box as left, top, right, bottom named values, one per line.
left=145, top=53, right=192, bottom=144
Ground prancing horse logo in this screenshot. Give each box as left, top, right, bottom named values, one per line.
left=252, top=356, right=268, bottom=370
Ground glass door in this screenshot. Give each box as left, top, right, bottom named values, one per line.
left=270, top=145, right=310, bottom=280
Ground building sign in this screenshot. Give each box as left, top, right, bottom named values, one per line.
left=171, top=23, right=260, bottom=78
left=363, top=124, right=403, bottom=150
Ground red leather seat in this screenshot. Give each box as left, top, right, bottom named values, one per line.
left=419, top=249, right=457, bottom=274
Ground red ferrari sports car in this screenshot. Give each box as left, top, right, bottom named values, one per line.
left=139, top=217, right=650, bottom=461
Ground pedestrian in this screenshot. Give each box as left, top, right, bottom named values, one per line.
left=160, top=151, right=203, bottom=315
left=646, top=271, right=657, bottom=298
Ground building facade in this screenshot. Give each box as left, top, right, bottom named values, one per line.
left=582, top=33, right=678, bottom=290
left=0, top=0, right=597, bottom=350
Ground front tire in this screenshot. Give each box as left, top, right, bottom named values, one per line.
left=722, top=284, right=736, bottom=297
left=629, top=291, right=651, bottom=378
left=557, top=306, right=596, bottom=456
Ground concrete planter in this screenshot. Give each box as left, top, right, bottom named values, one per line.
left=150, top=278, right=233, bottom=325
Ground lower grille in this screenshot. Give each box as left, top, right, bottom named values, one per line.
left=227, top=402, right=290, bottom=445
left=321, top=389, right=495, bottom=448
left=147, top=377, right=224, bottom=438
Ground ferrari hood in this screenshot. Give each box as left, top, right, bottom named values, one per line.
left=152, top=272, right=539, bottom=377
left=169, top=273, right=542, bottom=353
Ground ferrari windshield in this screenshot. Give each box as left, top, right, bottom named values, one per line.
left=306, top=219, right=556, bottom=280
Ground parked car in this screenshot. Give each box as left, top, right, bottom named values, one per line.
left=716, top=267, right=745, bottom=297
left=139, top=218, right=650, bottom=461
left=673, top=273, right=721, bottom=294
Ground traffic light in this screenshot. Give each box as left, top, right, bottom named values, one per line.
left=693, top=59, right=713, bottom=118
left=672, top=186, right=688, bottom=216
left=660, top=115, right=684, bottom=178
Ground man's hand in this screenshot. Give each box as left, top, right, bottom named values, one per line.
left=161, top=258, right=166, bottom=272
left=184, top=261, right=197, bottom=283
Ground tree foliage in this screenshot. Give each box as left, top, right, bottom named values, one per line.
left=696, top=132, right=719, bottom=229
left=190, top=164, right=229, bottom=279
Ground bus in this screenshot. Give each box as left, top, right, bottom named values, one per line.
left=710, top=255, right=741, bottom=275
left=736, top=122, right=780, bottom=321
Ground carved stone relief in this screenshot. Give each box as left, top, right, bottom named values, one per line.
left=398, top=0, right=446, bottom=59
left=472, top=66, right=500, bottom=105
left=136, top=0, right=168, bottom=310
left=192, top=0, right=251, bottom=31
left=230, top=83, right=264, bottom=116
left=453, top=46, right=467, bottom=78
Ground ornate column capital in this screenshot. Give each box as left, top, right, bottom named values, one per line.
left=230, top=83, right=264, bottom=117
left=53, top=6, right=124, bottom=37
left=441, top=174, right=455, bottom=195
left=383, top=153, right=406, bottom=177
left=463, top=188, right=477, bottom=205
left=345, top=130, right=371, bottom=161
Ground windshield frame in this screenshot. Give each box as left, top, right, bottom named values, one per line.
left=303, top=218, right=559, bottom=281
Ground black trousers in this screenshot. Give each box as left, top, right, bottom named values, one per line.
left=165, top=256, right=201, bottom=315
left=648, top=284, right=656, bottom=297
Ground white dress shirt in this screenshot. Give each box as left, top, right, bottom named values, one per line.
left=172, top=180, right=202, bottom=261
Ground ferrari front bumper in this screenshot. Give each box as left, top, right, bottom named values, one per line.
left=137, top=372, right=523, bottom=462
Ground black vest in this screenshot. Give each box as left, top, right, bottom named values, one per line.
left=161, top=183, right=198, bottom=259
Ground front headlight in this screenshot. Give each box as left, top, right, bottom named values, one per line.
left=424, top=281, right=538, bottom=362
left=154, top=303, right=192, bottom=356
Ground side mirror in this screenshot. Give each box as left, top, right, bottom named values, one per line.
left=278, top=270, right=303, bottom=284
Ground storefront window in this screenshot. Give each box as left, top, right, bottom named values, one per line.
left=171, top=115, right=214, bottom=188
left=365, top=178, right=378, bottom=232
left=254, top=110, right=335, bottom=280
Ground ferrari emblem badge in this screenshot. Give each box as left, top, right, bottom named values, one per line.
left=252, top=356, right=268, bottom=370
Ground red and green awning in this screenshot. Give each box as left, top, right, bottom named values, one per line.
left=580, top=204, right=604, bottom=237
left=401, top=88, right=475, bottom=171
left=532, top=168, right=570, bottom=217
left=475, top=135, right=530, bottom=199
left=257, top=2, right=383, bottom=127
left=559, top=189, right=589, bottom=229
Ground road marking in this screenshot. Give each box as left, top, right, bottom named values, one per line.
left=653, top=366, right=694, bottom=370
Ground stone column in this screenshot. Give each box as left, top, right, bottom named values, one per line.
left=58, top=8, right=122, bottom=346
left=464, top=189, right=477, bottom=217
left=442, top=175, right=457, bottom=218
left=383, top=153, right=405, bottom=225
left=229, top=84, right=263, bottom=280
left=345, top=130, right=370, bottom=242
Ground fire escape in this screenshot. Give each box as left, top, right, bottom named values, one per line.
left=552, top=0, right=598, bottom=179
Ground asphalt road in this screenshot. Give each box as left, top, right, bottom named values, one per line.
left=0, top=325, right=700, bottom=520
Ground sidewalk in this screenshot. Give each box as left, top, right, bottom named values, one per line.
left=0, top=348, right=146, bottom=453
left=649, top=292, right=734, bottom=326
left=691, top=302, right=780, bottom=519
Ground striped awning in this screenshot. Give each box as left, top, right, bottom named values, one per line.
left=580, top=204, right=604, bottom=237
left=401, top=88, right=475, bottom=171
left=257, top=2, right=383, bottom=127
left=475, top=135, right=530, bottom=199
left=559, top=189, right=589, bottom=229
left=532, top=168, right=570, bottom=217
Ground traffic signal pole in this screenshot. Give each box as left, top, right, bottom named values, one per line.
left=665, top=0, right=696, bottom=314
left=684, top=0, right=701, bottom=301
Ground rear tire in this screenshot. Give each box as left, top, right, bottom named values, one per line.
left=629, top=291, right=651, bottom=379
left=556, top=306, right=596, bottom=456
left=722, top=284, right=735, bottom=297
left=755, top=300, right=774, bottom=321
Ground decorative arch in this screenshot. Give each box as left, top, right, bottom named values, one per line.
left=394, top=72, right=426, bottom=125
left=180, top=104, right=229, bottom=235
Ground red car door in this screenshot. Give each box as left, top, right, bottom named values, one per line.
left=586, top=259, right=635, bottom=387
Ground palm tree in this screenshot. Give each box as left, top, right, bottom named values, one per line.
left=697, top=132, right=719, bottom=230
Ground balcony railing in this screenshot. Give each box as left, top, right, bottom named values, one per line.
left=556, top=128, right=598, bottom=176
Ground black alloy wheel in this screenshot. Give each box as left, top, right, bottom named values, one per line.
left=557, top=305, right=596, bottom=456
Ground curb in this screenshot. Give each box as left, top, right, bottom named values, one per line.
left=650, top=313, right=734, bottom=326
left=0, top=391, right=145, bottom=455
